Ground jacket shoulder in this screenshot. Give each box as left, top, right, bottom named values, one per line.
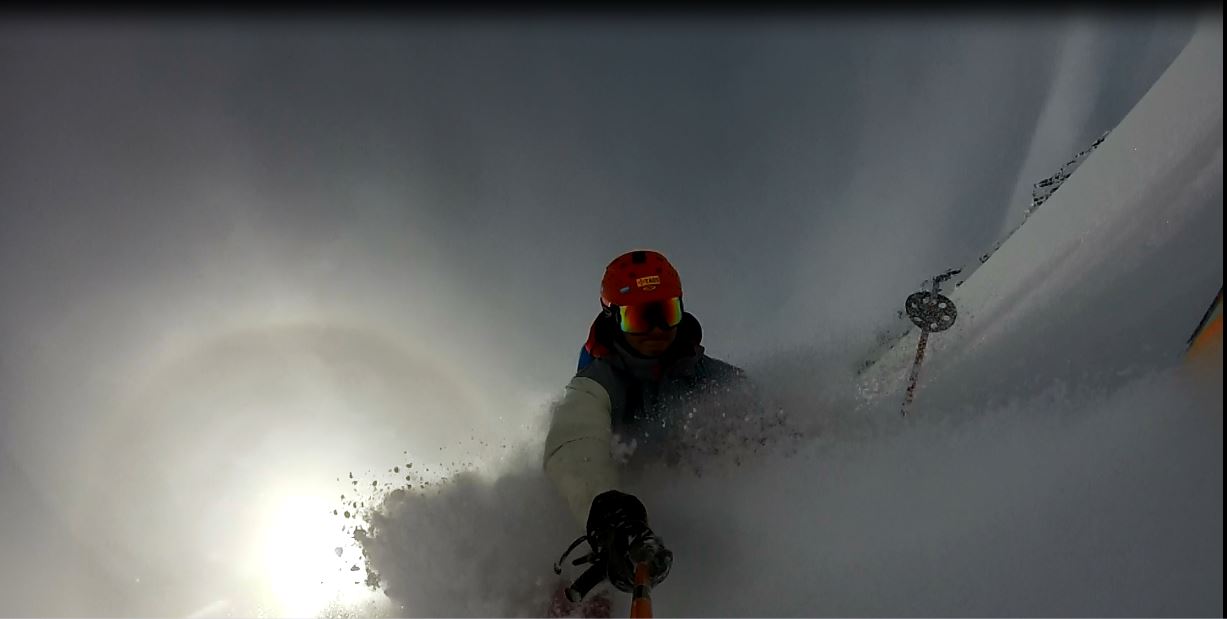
left=697, top=354, right=748, bottom=382
left=577, top=356, right=628, bottom=416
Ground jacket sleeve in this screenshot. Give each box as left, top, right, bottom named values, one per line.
left=543, top=375, right=619, bottom=525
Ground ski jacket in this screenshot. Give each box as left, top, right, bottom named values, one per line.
left=543, top=312, right=754, bottom=523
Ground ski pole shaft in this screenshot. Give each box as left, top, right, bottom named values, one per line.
left=629, top=562, right=653, bottom=618
left=902, top=329, right=930, bottom=416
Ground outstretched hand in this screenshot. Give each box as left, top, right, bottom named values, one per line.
left=586, top=490, right=673, bottom=591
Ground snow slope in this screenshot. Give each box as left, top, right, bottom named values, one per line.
left=856, top=14, right=1222, bottom=409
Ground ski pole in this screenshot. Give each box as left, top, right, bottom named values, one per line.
left=901, top=268, right=960, bottom=415
left=629, top=561, right=653, bottom=618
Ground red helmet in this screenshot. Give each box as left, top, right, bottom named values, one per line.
left=600, top=249, right=683, bottom=308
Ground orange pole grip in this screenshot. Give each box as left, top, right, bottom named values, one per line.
left=629, top=562, right=653, bottom=618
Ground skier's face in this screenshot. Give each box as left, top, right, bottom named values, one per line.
left=623, top=326, right=677, bottom=358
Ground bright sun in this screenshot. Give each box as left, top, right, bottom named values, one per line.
left=258, top=492, right=374, bottom=617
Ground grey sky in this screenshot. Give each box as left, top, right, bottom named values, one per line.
left=0, top=11, right=1210, bottom=616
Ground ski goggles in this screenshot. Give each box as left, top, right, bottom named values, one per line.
left=614, top=297, right=684, bottom=334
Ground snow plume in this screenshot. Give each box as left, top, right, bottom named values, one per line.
left=354, top=450, right=575, bottom=617
left=648, top=353, right=1221, bottom=617
left=354, top=345, right=1221, bottom=616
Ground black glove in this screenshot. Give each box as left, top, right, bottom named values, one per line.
left=585, top=490, right=673, bottom=592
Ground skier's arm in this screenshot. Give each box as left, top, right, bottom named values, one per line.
left=543, top=375, right=619, bottom=524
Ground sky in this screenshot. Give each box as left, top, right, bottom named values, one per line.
left=0, top=9, right=1219, bottom=617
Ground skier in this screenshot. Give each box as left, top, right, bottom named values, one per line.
left=543, top=249, right=775, bottom=615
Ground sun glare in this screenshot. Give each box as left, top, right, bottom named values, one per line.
left=259, top=492, right=374, bottom=617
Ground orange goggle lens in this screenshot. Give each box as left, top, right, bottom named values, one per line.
left=617, top=298, right=683, bottom=334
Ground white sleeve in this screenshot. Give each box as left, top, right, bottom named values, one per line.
left=543, top=375, right=619, bottom=525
